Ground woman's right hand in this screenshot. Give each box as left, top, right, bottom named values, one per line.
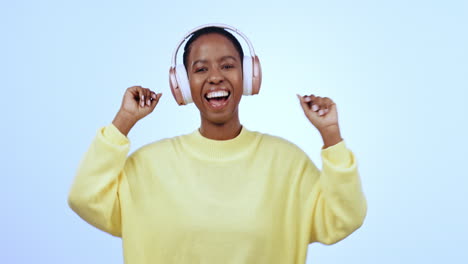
left=112, top=85, right=163, bottom=136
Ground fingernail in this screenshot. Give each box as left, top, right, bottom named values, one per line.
left=152, top=93, right=157, bottom=99
left=312, top=105, right=319, bottom=111
left=305, top=97, right=311, bottom=102
left=147, top=99, right=151, bottom=105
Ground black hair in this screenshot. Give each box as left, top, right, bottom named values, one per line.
left=182, top=27, right=244, bottom=70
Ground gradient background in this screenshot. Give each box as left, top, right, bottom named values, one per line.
left=1, top=0, right=467, bottom=263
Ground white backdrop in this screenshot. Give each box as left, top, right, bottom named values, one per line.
left=1, top=0, right=467, bottom=263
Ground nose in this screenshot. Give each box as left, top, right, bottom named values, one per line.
left=208, top=68, right=224, bottom=84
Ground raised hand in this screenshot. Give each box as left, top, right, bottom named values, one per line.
left=112, top=86, right=163, bottom=136
left=297, top=94, right=343, bottom=148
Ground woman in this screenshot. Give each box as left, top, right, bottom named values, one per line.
left=68, top=25, right=367, bottom=264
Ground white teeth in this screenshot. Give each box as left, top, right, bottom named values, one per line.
left=206, top=90, right=229, bottom=99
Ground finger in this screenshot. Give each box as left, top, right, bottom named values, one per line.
left=128, top=86, right=140, bottom=100
left=150, top=93, right=163, bottom=109
left=311, top=103, right=320, bottom=112
left=312, top=97, right=322, bottom=115
left=155, top=93, right=163, bottom=103
left=147, top=89, right=154, bottom=106
left=296, top=94, right=311, bottom=113
left=321, top=97, right=334, bottom=114
left=304, top=94, right=317, bottom=105
left=144, top=88, right=151, bottom=106
left=311, top=96, right=326, bottom=116
left=149, top=91, right=156, bottom=106
left=304, top=94, right=317, bottom=108
left=141, top=88, right=148, bottom=107
left=311, top=96, right=322, bottom=112
left=138, top=87, right=145, bottom=108
left=322, top=97, right=332, bottom=106
left=322, top=103, right=330, bottom=115
left=322, top=99, right=336, bottom=116
left=317, top=97, right=331, bottom=116
left=151, top=91, right=157, bottom=100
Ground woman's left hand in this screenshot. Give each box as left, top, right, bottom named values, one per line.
left=297, top=94, right=343, bottom=148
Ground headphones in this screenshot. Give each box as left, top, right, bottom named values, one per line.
left=169, top=23, right=262, bottom=105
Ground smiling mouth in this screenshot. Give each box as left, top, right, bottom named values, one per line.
left=204, top=90, right=231, bottom=110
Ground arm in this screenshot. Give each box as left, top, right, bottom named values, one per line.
left=68, top=85, right=162, bottom=236
left=67, top=123, right=130, bottom=237
left=301, top=141, right=367, bottom=245
left=296, top=94, right=367, bottom=244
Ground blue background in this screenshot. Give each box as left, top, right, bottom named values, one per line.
left=1, top=0, right=467, bottom=263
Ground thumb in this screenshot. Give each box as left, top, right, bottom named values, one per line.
left=149, top=93, right=163, bottom=111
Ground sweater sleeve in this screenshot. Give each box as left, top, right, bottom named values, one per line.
left=300, top=140, right=367, bottom=245
left=67, top=123, right=130, bottom=237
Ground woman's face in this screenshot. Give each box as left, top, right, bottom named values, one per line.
left=186, top=33, right=243, bottom=125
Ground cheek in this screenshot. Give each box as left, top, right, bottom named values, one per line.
left=189, top=76, right=203, bottom=96
left=229, top=70, right=243, bottom=86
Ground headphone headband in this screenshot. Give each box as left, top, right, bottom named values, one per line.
left=170, top=23, right=257, bottom=67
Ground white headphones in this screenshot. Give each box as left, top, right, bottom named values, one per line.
left=169, top=23, right=262, bottom=105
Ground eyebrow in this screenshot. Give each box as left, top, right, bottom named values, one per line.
left=191, top=56, right=238, bottom=67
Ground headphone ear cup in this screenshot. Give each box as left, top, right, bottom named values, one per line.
left=242, top=56, right=253, bottom=95
left=169, top=67, right=185, bottom=105
left=251, top=55, right=262, bottom=95
left=175, top=64, right=193, bottom=104
left=242, top=55, right=262, bottom=95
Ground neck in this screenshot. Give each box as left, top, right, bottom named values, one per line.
left=199, top=115, right=242, bottom=140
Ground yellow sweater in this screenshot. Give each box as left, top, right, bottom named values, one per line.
left=68, top=124, right=367, bottom=264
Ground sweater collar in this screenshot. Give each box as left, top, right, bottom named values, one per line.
left=181, top=126, right=258, bottom=161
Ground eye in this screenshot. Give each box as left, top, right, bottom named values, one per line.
left=222, top=64, right=234, bottom=70
left=195, top=67, right=207, bottom=73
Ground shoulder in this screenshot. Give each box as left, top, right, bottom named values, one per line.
left=128, top=135, right=182, bottom=160
left=252, top=130, right=317, bottom=171
left=254, top=130, right=308, bottom=157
